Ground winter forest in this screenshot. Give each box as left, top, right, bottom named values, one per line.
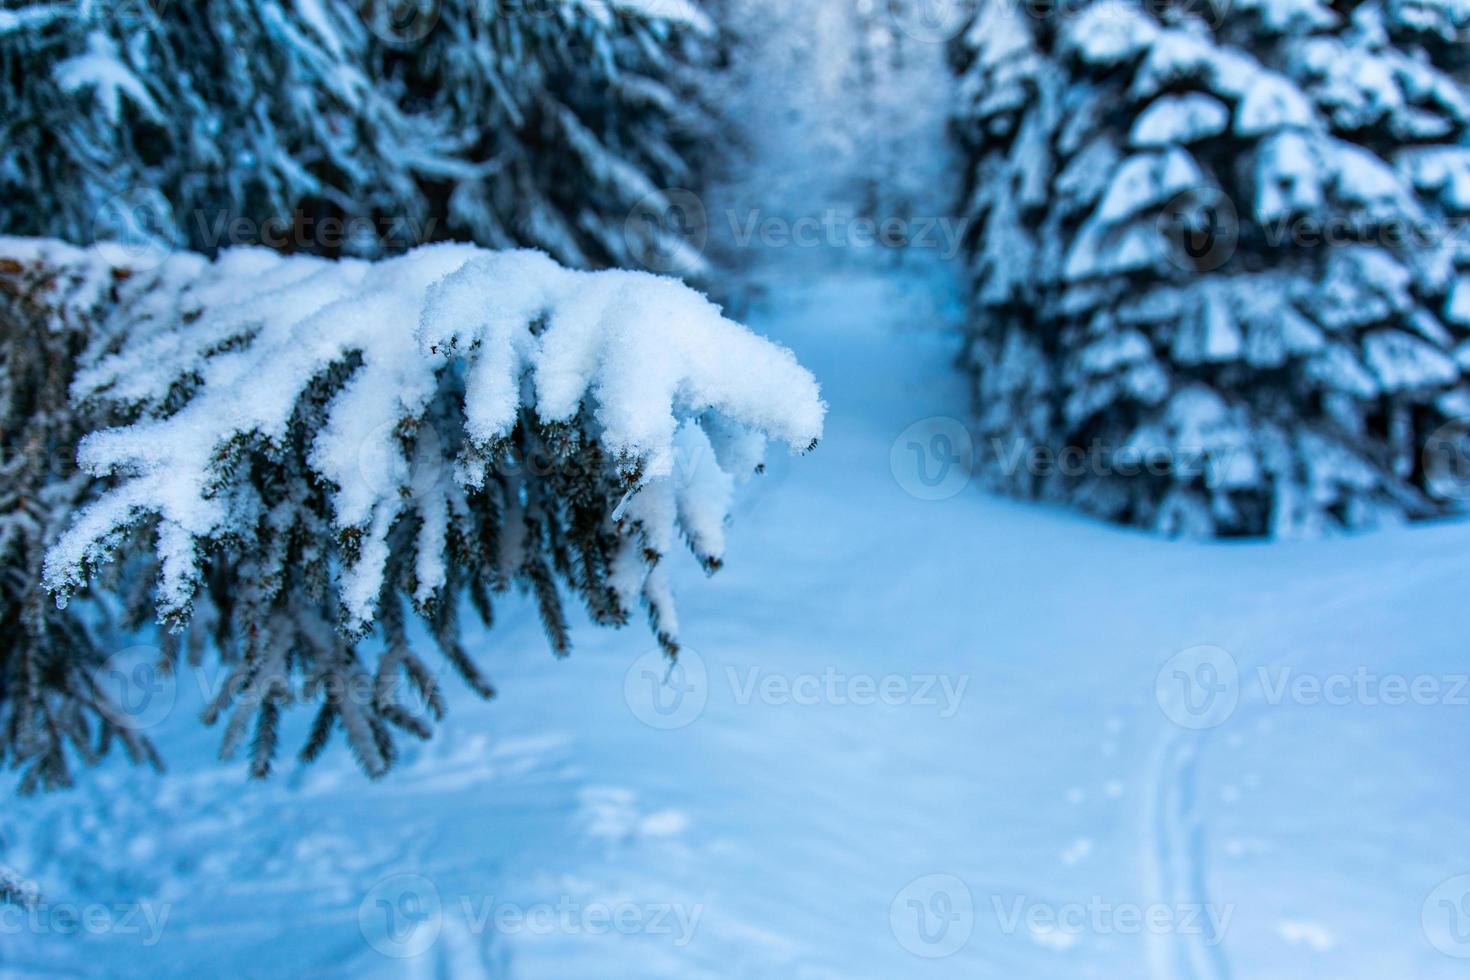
left=0, top=0, right=1468, bottom=975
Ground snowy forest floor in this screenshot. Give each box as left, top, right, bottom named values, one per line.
left=4, top=247, right=1470, bottom=980
left=6, top=4, right=1470, bottom=977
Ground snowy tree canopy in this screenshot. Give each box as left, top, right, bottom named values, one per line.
left=952, top=0, right=1470, bottom=535
left=0, top=0, right=715, bottom=270
left=5, top=238, right=822, bottom=779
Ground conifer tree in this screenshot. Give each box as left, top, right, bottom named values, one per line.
left=0, top=0, right=715, bottom=270
left=952, top=0, right=1470, bottom=535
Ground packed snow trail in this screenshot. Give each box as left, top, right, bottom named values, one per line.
left=1143, top=728, right=1229, bottom=980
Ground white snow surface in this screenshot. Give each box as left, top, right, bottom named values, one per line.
left=6, top=251, right=1469, bottom=980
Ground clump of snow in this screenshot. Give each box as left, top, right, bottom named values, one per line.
left=1129, top=94, right=1230, bottom=147
left=52, top=30, right=160, bottom=125
left=1235, top=72, right=1317, bottom=135
left=1062, top=1, right=1158, bottom=65
left=604, top=0, right=715, bottom=34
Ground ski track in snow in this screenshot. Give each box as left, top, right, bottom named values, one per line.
left=1137, top=574, right=1428, bottom=980
left=1143, top=727, right=1229, bottom=980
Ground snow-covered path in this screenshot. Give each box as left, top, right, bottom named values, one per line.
left=6, top=250, right=1470, bottom=979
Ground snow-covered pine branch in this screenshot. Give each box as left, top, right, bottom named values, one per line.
left=0, top=0, right=716, bottom=270
left=952, top=0, right=1470, bottom=536
left=22, top=238, right=822, bottom=777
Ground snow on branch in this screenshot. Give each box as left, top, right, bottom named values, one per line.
left=43, top=240, right=822, bottom=627
left=14, top=238, right=821, bottom=776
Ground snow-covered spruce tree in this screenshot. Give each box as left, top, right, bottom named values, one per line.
left=0, top=243, right=164, bottom=794
left=25, top=238, right=821, bottom=779
left=952, top=0, right=1470, bottom=535
left=0, top=0, right=715, bottom=270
